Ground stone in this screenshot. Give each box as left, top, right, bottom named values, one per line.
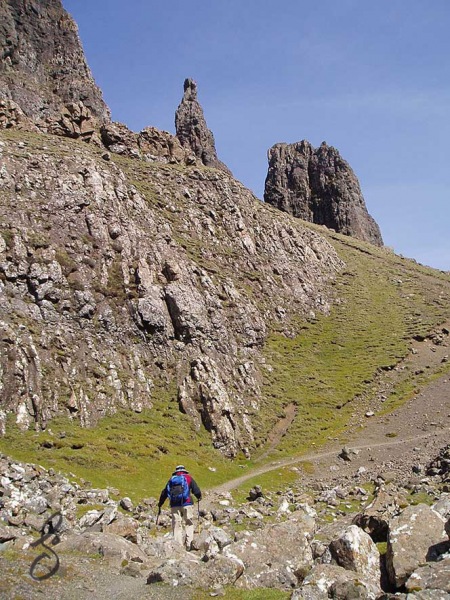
left=327, top=525, right=381, bottom=586
left=175, top=78, right=231, bottom=173
left=0, top=524, right=19, bottom=542
left=248, top=485, right=264, bottom=501
left=406, top=557, right=450, bottom=594
left=104, top=515, right=139, bottom=544
left=56, top=532, right=147, bottom=568
left=226, top=508, right=315, bottom=589
left=264, top=140, right=383, bottom=246
left=386, top=504, right=448, bottom=588
left=146, top=553, right=243, bottom=588
left=120, top=497, right=134, bottom=512
left=353, top=484, right=403, bottom=542
left=292, top=564, right=377, bottom=600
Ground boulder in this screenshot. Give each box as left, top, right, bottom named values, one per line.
left=386, top=504, right=448, bottom=588
left=327, top=525, right=381, bottom=588
left=432, top=494, right=450, bottom=520
left=146, top=553, right=243, bottom=588
left=0, top=524, right=19, bottom=542
left=56, top=532, right=147, bottom=568
left=353, top=484, right=403, bottom=542
left=292, top=564, right=377, bottom=600
left=406, top=557, right=450, bottom=594
left=226, top=508, right=315, bottom=589
left=104, top=515, right=139, bottom=544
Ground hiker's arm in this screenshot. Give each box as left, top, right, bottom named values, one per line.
left=158, top=487, right=168, bottom=508
left=190, top=478, right=202, bottom=501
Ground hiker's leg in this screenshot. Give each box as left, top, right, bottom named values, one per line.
left=171, top=507, right=183, bottom=545
left=183, top=505, right=194, bottom=548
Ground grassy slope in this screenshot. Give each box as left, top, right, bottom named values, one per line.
left=1, top=129, right=450, bottom=500
left=256, top=229, right=450, bottom=458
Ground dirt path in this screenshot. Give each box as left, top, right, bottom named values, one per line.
left=254, top=402, right=297, bottom=463
left=207, top=325, right=450, bottom=498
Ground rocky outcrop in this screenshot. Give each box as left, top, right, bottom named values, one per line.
left=175, top=78, right=231, bottom=173
left=264, top=140, right=383, bottom=246
left=100, top=121, right=199, bottom=166
left=0, top=130, right=342, bottom=456
left=0, top=0, right=110, bottom=126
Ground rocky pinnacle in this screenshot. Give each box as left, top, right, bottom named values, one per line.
left=264, top=140, right=383, bottom=246
left=175, top=78, right=231, bottom=174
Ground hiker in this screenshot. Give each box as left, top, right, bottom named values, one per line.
left=158, top=465, right=202, bottom=549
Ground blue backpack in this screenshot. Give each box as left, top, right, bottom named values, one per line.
left=167, top=474, right=190, bottom=506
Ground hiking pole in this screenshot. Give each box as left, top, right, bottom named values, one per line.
left=156, top=506, right=161, bottom=528
left=197, top=499, right=202, bottom=534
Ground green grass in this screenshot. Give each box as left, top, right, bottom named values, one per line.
left=255, top=233, right=450, bottom=458
left=0, top=400, right=252, bottom=502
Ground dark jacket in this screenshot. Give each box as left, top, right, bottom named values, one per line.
left=158, top=470, right=202, bottom=508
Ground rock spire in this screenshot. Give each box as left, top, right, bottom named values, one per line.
left=264, top=140, right=383, bottom=246
left=175, top=78, right=231, bottom=174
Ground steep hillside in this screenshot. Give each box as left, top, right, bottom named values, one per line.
left=1, top=123, right=450, bottom=497
left=1, top=0, right=449, bottom=493
left=0, top=127, right=342, bottom=461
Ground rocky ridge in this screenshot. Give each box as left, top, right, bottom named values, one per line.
left=264, top=140, right=383, bottom=246
left=0, top=0, right=349, bottom=455
left=0, top=127, right=342, bottom=456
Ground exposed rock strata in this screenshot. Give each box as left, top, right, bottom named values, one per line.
left=100, top=121, right=199, bottom=166
left=175, top=78, right=231, bottom=173
left=0, top=130, right=342, bottom=455
left=264, top=140, right=383, bottom=246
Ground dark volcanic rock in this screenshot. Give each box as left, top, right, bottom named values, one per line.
left=264, top=140, right=383, bottom=246
left=0, top=0, right=110, bottom=124
left=175, top=78, right=231, bottom=174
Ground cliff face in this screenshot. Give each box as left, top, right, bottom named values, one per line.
left=175, top=78, right=231, bottom=174
left=0, top=0, right=109, bottom=128
left=0, top=130, right=343, bottom=456
left=264, top=141, right=383, bottom=246
left=0, top=1, right=346, bottom=456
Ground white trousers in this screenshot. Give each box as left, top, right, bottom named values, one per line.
left=171, top=504, right=194, bottom=547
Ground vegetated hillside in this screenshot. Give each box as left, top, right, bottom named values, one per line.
left=0, top=127, right=341, bottom=462
left=1, top=126, right=450, bottom=499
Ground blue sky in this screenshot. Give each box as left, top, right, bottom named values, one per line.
left=63, top=0, right=450, bottom=271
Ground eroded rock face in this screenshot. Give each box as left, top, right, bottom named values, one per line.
left=264, top=140, right=383, bottom=246
left=0, top=131, right=343, bottom=455
left=0, top=0, right=110, bottom=125
left=175, top=78, right=231, bottom=173
left=100, top=122, right=198, bottom=166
